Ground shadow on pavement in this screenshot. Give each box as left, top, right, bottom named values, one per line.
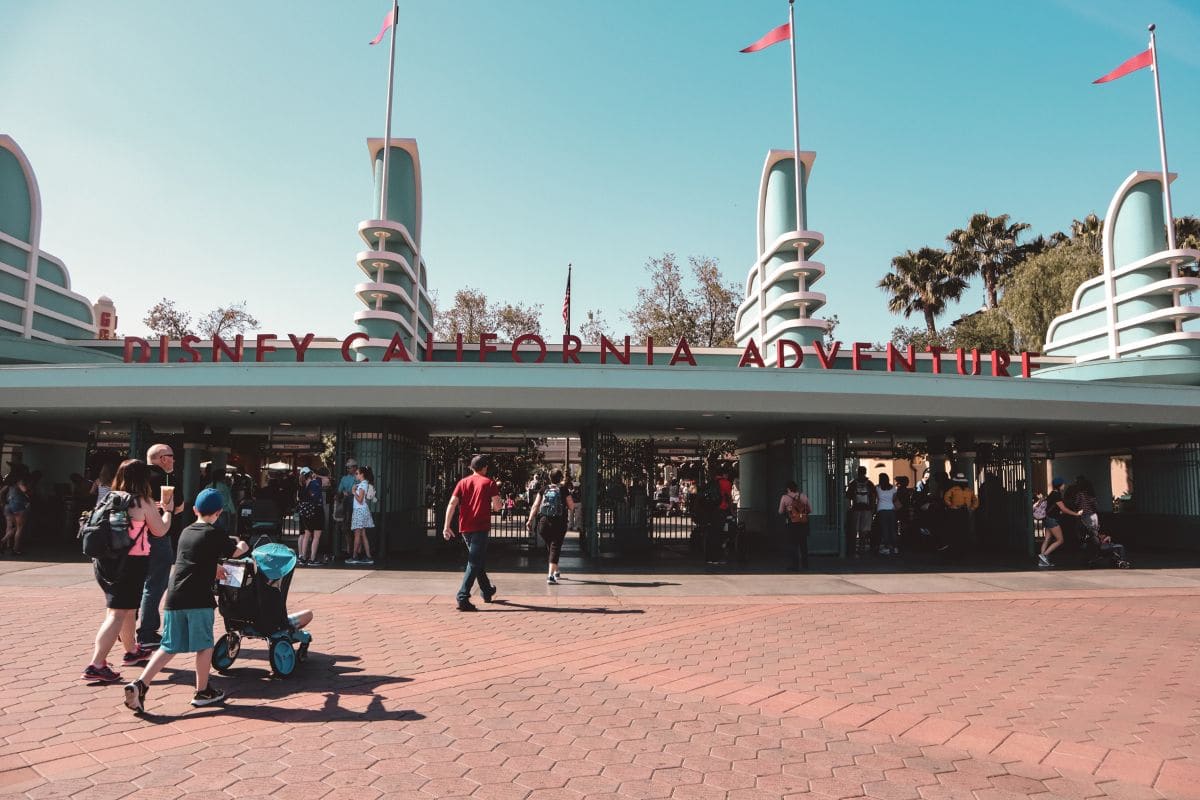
left=486, top=599, right=644, bottom=614
left=556, top=578, right=681, bottom=588
left=142, top=653, right=420, bottom=723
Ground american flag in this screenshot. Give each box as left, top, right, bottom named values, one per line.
left=563, top=263, right=572, bottom=335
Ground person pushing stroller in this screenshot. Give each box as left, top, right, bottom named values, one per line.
left=123, top=489, right=248, bottom=712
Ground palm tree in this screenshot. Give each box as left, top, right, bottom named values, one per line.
left=878, top=247, right=968, bottom=335
left=1070, top=213, right=1104, bottom=255
left=947, top=212, right=1031, bottom=310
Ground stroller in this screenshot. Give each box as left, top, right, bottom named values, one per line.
left=1080, top=514, right=1132, bottom=569
left=212, top=540, right=313, bottom=677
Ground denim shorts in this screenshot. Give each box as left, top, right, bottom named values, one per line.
left=160, top=608, right=215, bottom=654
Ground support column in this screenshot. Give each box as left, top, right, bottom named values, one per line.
left=209, top=426, right=232, bottom=477
left=580, top=427, right=599, bottom=558
left=180, top=423, right=208, bottom=513
left=128, top=419, right=153, bottom=463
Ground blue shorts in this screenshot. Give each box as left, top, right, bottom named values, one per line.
left=1044, top=516, right=1060, bottom=529
left=160, top=608, right=215, bottom=654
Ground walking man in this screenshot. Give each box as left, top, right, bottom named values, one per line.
left=138, top=443, right=184, bottom=649
left=443, top=454, right=503, bottom=611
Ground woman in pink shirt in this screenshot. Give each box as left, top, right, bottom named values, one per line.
left=82, top=460, right=172, bottom=684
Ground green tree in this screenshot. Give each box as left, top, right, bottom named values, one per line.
left=143, top=299, right=193, bottom=339
left=434, top=288, right=542, bottom=342
left=947, top=212, right=1031, bottom=309
left=1000, top=240, right=1102, bottom=351
left=626, top=253, right=696, bottom=343
left=1070, top=213, right=1104, bottom=255
left=688, top=255, right=739, bottom=347
left=198, top=302, right=260, bottom=338
left=949, top=308, right=1015, bottom=351
left=1176, top=216, right=1200, bottom=253
left=878, top=247, right=967, bottom=335
left=492, top=301, right=542, bottom=340
left=890, top=325, right=953, bottom=350
left=578, top=308, right=613, bottom=343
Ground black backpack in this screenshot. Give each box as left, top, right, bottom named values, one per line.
left=78, top=491, right=135, bottom=560
left=539, top=484, right=565, bottom=518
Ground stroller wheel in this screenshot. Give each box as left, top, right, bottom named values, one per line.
left=269, top=638, right=297, bottom=677
left=213, top=633, right=240, bottom=673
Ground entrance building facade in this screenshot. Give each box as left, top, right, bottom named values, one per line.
left=2, top=131, right=1199, bottom=561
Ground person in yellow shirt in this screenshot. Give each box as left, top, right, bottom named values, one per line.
left=942, top=473, right=979, bottom=554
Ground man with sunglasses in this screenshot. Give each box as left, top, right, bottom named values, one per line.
left=137, top=443, right=185, bottom=650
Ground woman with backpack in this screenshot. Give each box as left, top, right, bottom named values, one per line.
left=83, top=459, right=172, bottom=684
left=778, top=480, right=811, bottom=571
left=296, top=466, right=325, bottom=566
left=349, top=466, right=376, bottom=566
left=526, top=468, right=574, bottom=584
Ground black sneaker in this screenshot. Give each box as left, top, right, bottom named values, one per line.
left=123, top=680, right=147, bottom=713
left=82, top=663, right=123, bottom=683
left=122, top=646, right=153, bottom=667
left=482, top=585, right=497, bottom=603
left=191, top=687, right=226, bottom=707
left=456, top=601, right=478, bottom=612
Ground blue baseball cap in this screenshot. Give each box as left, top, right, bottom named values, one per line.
left=195, top=488, right=224, bottom=515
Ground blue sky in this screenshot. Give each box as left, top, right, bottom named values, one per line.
left=3, top=0, right=1197, bottom=344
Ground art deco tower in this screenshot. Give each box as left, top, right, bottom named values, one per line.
left=352, top=138, right=434, bottom=361
left=733, top=151, right=828, bottom=365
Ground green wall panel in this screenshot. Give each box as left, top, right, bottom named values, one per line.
left=0, top=149, right=32, bottom=242
left=36, top=257, right=68, bottom=287
left=0, top=240, right=28, bottom=271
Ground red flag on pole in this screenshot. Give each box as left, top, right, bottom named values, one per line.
left=740, top=21, right=791, bottom=53
left=1093, top=49, right=1152, bottom=83
left=369, top=7, right=396, bottom=46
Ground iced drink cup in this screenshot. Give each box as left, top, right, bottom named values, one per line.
left=160, top=485, right=175, bottom=509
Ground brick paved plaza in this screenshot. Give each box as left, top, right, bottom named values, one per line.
left=2, top=562, right=1199, bottom=800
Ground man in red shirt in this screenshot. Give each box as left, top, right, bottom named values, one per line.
left=443, top=454, right=503, bottom=611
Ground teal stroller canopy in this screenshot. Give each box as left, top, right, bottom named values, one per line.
left=252, top=542, right=297, bottom=581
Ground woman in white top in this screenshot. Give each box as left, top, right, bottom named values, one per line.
left=349, top=466, right=375, bottom=566
left=876, top=473, right=899, bottom=556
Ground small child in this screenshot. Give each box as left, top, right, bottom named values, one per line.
left=124, top=488, right=247, bottom=712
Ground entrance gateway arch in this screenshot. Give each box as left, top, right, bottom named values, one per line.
left=1, top=129, right=1199, bottom=562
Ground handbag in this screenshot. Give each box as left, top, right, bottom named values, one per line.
left=787, top=498, right=809, bottom=524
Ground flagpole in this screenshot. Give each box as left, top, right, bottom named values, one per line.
left=787, top=0, right=802, bottom=236
left=564, top=263, right=572, bottom=336
left=379, top=0, right=399, bottom=222
left=1148, top=24, right=1176, bottom=251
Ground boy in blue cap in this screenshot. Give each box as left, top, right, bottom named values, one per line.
left=124, top=488, right=247, bottom=712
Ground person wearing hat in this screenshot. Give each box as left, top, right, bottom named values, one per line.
left=123, top=488, right=248, bottom=713
left=1038, top=476, right=1080, bottom=568
left=942, top=472, right=979, bottom=554
left=443, top=454, right=504, bottom=611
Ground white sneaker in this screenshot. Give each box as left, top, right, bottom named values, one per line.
left=1037, top=553, right=1049, bottom=566
left=553, top=572, right=561, bottom=580
left=547, top=575, right=558, bottom=585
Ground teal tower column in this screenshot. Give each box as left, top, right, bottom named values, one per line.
left=353, top=138, right=434, bottom=362
left=734, top=150, right=828, bottom=366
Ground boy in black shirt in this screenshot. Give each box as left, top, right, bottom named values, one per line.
left=124, top=489, right=247, bottom=712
